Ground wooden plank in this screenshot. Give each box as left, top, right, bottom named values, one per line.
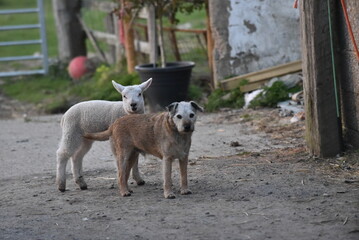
left=134, top=40, right=150, bottom=54
left=300, top=0, right=342, bottom=157
left=82, top=0, right=117, bottom=12
left=92, top=30, right=117, bottom=45
left=220, top=60, right=302, bottom=92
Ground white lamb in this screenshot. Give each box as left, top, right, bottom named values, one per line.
left=56, top=78, right=152, bottom=192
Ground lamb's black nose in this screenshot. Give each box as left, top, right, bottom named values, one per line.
left=131, top=103, right=137, bottom=110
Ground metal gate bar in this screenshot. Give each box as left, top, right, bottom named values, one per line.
left=0, top=0, right=48, bottom=77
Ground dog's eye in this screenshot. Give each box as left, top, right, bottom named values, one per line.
left=138, top=93, right=141, bottom=97
left=123, top=95, right=127, bottom=99
left=189, top=113, right=194, bottom=118
left=176, top=114, right=182, bottom=119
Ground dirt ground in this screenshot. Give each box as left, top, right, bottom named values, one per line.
left=0, top=104, right=358, bottom=240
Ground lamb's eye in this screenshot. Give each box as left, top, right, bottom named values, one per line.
left=189, top=113, right=194, bottom=118
left=123, top=95, right=127, bottom=99
left=176, top=115, right=182, bottom=119
left=138, top=93, right=142, bottom=97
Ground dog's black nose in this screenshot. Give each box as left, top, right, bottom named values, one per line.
left=184, top=124, right=191, bottom=131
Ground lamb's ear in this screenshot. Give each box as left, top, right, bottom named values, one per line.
left=139, top=78, right=152, bottom=92
left=112, top=80, right=125, bottom=93
left=190, top=101, right=204, bottom=112
left=166, top=102, right=179, bottom=116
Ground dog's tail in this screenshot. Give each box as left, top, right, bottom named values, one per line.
left=83, top=129, right=111, bottom=141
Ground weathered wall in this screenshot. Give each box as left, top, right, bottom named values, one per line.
left=209, top=0, right=301, bottom=85
left=337, top=0, right=359, bottom=148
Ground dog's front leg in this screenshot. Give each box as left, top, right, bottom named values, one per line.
left=179, top=157, right=192, bottom=195
left=116, top=153, right=132, bottom=197
left=163, top=157, right=175, bottom=199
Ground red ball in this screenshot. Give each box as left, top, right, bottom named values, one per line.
left=68, top=56, right=88, bottom=79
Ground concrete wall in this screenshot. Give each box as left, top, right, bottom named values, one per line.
left=337, top=0, right=359, bottom=148
left=209, top=0, right=301, bottom=85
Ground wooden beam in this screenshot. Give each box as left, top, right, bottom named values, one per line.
left=300, top=0, right=342, bottom=157
left=220, top=60, right=302, bottom=92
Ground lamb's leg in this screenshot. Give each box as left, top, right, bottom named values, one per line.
left=179, top=157, right=192, bottom=195
left=131, top=154, right=145, bottom=185
left=163, top=157, right=175, bottom=199
left=56, top=147, right=70, bottom=192
left=71, top=139, right=93, bottom=190
left=56, top=133, right=82, bottom=192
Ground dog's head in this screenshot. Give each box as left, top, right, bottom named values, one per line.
left=167, top=101, right=204, bottom=133
left=112, top=78, right=152, bottom=114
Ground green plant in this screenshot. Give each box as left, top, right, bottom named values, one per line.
left=249, top=81, right=301, bottom=108
left=188, top=84, right=202, bottom=101
left=205, top=87, right=245, bottom=112
left=2, top=64, right=141, bottom=113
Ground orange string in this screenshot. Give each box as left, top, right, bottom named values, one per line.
left=340, top=0, right=359, bottom=61
left=293, top=0, right=299, bottom=9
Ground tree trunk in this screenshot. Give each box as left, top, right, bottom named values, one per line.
left=52, top=0, right=86, bottom=61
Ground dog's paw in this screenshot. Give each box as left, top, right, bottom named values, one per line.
left=136, top=180, right=145, bottom=186
left=121, top=191, right=132, bottom=197
left=180, top=189, right=192, bottom=195
left=165, top=193, right=176, bottom=199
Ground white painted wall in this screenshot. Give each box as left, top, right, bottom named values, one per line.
left=210, top=0, right=301, bottom=82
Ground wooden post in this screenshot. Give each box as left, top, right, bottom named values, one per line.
left=105, top=13, right=116, bottom=64
left=147, top=5, right=157, bottom=66
left=300, top=0, right=342, bottom=157
left=205, top=0, right=215, bottom=89
left=52, top=0, right=86, bottom=61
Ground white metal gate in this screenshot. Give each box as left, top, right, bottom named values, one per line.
left=0, top=0, right=48, bottom=77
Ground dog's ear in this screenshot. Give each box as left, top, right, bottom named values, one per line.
left=112, top=80, right=125, bottom=93
left=166, top=102, right=179, bottom=116
left=190, top=101, right=204, bottom=112
left=139, top=78, right=152, bottom=92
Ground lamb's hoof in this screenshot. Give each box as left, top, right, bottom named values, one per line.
left=57, top=182, right=66, bottom=192
left=180, top=189, right=192, bottom=195
left=137, top=180, right=145, bottom=186
left=165, top=193, right=176, bottom=199
left=76, top=176, right=87, bottom=190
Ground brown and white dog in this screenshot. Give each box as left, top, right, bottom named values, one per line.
left=84, top=101, right=203, bottom=199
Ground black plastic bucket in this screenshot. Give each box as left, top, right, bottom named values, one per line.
left=135, top=61, right=195, bottom=111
